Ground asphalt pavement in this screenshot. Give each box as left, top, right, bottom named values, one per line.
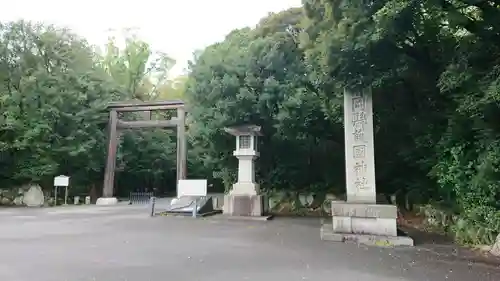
left=0, top=204, right=499, bottom=281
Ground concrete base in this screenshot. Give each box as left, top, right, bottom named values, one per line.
left=210, top=214, right=273, bottom=221
left=95, top=197, right=118, bottom=206
left=165, top=196, right=215, bottom=215
left=223, top=194, right=265, bottom=217
left=321, top=224, right=414, bottom=247
left=158, top=210, right=222, bottom=217
left=331, top=201, right=398, bottom=236
left=323, top=201, right=413, bottom=247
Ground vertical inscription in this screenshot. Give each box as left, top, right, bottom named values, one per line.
left=351, top=92, right=367, bottom=142
left=351, top=91, right=369, bottom=191
left=353, top=145, right=366, bottom=159
left=344, top=88, right=376, bottom=203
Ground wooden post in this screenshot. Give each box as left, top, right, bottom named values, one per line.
left=176, top=107, right=187, bottom=196
left=103, top=110, right=119, bottom=198
left=180, top=108, right=187, bottom=180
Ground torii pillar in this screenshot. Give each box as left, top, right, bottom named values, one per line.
left=97, top=100, right=187, bottom=205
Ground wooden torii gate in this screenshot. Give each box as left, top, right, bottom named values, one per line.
left=100, top=100, right=187, bottom=202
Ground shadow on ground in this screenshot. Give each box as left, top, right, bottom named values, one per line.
left=401, top=224, right=500, bottom=268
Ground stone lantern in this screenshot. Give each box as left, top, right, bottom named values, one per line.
left=222, top=124, right=266, bottom=217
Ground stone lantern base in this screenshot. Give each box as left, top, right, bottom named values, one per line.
left=222, top=194, right=266, bottom=216
left=222, top=183, right=267, bottom=217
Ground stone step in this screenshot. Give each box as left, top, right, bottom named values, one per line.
left=320, top=223, right=414, bottom=247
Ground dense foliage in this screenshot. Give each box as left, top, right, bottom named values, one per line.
left=187, top=8, right=342, bottom=193
left=0, top=22, right=181, bottom=197
left=2, top=1, right=500, bottom=244
left=186, top=2, right=500, bottom=243
left=298, top=0, right=500, bottom=244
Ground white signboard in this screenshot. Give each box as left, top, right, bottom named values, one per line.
left=178, top=179, right=207, bottom=197
left=54, top=175, right=70, bottom=187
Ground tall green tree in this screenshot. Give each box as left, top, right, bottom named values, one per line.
left=0, top=22, right=180, bottom=197
left=96, top=29, right=176, bottom=101
left=187, top=9, right=343, bottom=193
left=94, top=29, right=179, bottom=195
left=301, top=0, right=500, bottom=243
left=0, top=21, right=119, bottom=189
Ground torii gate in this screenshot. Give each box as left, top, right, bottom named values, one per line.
left=96, top=100, right=187, bottom=205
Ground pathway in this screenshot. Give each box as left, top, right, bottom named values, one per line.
left=0, top=206, right=498, bottom=281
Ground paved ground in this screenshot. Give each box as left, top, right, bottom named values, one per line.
left=0, top=205, right=499, bottom=281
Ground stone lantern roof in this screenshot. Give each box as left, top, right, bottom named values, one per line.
left=223, top=124, right=263, bottom=136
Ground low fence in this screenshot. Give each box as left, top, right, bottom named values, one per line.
left=129, top=192, right=153, bottom=205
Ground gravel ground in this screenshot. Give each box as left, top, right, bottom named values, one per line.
left=0, top=205, right=499, bottom=281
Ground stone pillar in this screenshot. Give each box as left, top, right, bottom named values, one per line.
left=232, top=153, right=259, bottom=196
left=344, top=88, right=376, bottom=203
left=321, top=88, right=412, bottom=245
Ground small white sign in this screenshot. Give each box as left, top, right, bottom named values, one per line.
left=178, top=179, right=207, bottom=197
left=54, top=175, right=70, bottom=187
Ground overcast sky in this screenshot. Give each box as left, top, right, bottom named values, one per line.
left=0, top=0, right=302, bottom=76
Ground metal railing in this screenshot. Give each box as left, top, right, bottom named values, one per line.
left=129, top=192, right=153, bottom=205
